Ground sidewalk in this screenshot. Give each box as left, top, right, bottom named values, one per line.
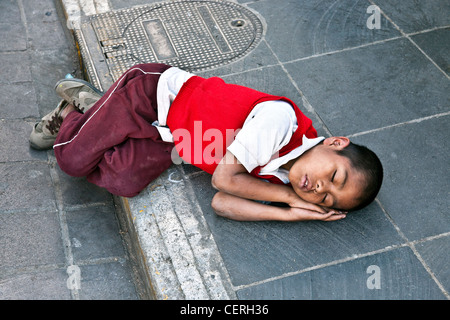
left=69, top=0, right=449, bottom=300
left=2, top=0, right=449, bottom=300
left=0, top=0, right=144, bottom=299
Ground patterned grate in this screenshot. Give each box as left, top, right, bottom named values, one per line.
left=76, top=0, right=264, bottom=90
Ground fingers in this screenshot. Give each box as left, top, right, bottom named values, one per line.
left=287, top=207, right=347, bottom=222
left=297, top=202, right=328, bottom=214
left=308, top=210, right=346, bottom=221
left=321, top=211, right=347, bottom=221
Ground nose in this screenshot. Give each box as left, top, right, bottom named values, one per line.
left=314, top=179, right=328, bottom=194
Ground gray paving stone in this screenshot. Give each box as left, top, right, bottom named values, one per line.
left=411, top=27, right=450, bottom=75
left=55, top=165, right=113, bottom=208
left=0, top=269, right=71, bottom=300
left=351, top=115, right=450, bottom=241
left=29, top=49, right=80, bottom=116
left=249, top=0, right=400, bottom=62
left=0, top=83, right=39, bottom=119
left=416, top=235, right=450, bottom=293
left=190, top=172, right=404, bottom=287
left=78, top=262, right=139, bottom=300
left=0, top=0, right=21, bottom=24
left=197, top=41, right=279, bottom=77
left=284, top=38, right=450, bottom=136
left=237, top=246, right=446, bottom=299
left=0, top=162, right=56, bottom=213
left=66, top=206, right=126, bottom=263
left=0, top=23, right=27, bottom=51
left=0, top=120, right=46, bottom=162
left=0, top=0, right=141, bottom=300
left=0, top=211, right=65, bottom=268
left=0, top=52, right=32, bottom=83
left=375, top=0, right=450, bottom=34
left=27, top=21, right=71, bottom=51
left=22, top=0, right=59, bottom=24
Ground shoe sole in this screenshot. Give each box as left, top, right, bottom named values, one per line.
left=29, top=139, right=52, bottom=151
left=54, top=78, right=103, bottom=96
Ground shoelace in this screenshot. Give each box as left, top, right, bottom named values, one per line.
left=46, top=114, right=63, bottom=135
left=73, top=100, right=84, bottom=113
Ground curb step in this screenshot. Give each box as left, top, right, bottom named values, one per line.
left=59, top=0, right=235, bottom=300
left=118, top=166, right=236, bottom=300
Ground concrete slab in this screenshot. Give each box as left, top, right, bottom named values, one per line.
left=283, top=38, right=450, bottom=136
left=351, top=115, right=450, bottom=241
left=0, top=121, right=47, bottom=163
left=236, top=246, right=446, bottom=299
left=416, top=235, right=450, bottom=294
left=0, top=162, right=57, bottom=213
left=374, top=0, right=450, bottom=34
left=248, top=0, right=401, bottom=62
left=0, top=52, right=33, bottom=83
left=0, top=84, right=39, bottom=119
left=0, top=0, right=141, bottom=300
left=65, top=205, right=127, bottom=262
left=0, top=210, right=65, bottom=268
left=411, top=28, right=450, bottom=74
left=76, top=261, right=139, bottom=300
left=0, top=23, right=27, bottom=51
left=0, top=269, right=72, bottom=300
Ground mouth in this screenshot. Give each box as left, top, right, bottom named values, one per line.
left=299, top=174, right=312, bottom=192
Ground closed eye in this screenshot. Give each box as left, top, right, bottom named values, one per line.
left=331, top=170, right=337, bottom=182
left=322, top=170, right=337, bottom=204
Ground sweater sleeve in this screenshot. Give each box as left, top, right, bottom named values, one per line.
left=227, top=100, right=298, bottom=173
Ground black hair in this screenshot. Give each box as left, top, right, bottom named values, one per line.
left=335, top=142, right=383, bottom=211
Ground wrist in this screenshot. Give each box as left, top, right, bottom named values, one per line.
left=285, top=188, right=300, bottom=206
left=279, top=207, right=297, bottom=222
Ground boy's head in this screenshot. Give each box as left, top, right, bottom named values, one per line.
left=288, top=137, right=383, bottom=211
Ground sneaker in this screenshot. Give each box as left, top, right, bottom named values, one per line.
left=29, top=99, right=69, bottom=150
left=54, top=78, right=103, bottom=113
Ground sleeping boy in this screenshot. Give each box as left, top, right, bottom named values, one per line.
left=30, top=63, right=383, bottom=222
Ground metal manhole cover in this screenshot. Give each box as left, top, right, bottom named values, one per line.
left=77, top=0, right=264, bottom=90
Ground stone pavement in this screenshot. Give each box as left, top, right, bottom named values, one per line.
left=1, top=0, right=449, bottom=301
left=0, top=0, right=144, bottom=299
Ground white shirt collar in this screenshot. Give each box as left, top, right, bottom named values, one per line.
left=259, top=135, right=325, bottom=184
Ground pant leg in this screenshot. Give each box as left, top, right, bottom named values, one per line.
left=54, top=63, right=174, bottom=197
left=87, top=137, right=173, bottom=197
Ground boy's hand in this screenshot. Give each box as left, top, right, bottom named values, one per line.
left=286, top=207, right=346, bottom=222
left=288, top=195, right=328, bottom=214
left=287, top=195, right=346, bottom=221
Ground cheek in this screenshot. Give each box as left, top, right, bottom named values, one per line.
left=293, top=186, right=320, bottom=204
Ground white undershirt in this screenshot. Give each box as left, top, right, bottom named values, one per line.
left=154, top=67, right=324, bottom=184
left=227, top=102, right=324, bottom=183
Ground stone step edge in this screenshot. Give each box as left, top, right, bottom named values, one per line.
left=115, top=166, right=237, bottom=300
left=59, top=0, right=236, bottom=300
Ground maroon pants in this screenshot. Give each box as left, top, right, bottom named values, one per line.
left=54, top=63, right=174, bottom=197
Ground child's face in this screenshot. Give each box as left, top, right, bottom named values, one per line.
left=288, top=137, right=365, bottom=210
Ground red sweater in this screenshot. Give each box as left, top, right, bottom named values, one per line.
left=167, top=76, right=317, bottom=184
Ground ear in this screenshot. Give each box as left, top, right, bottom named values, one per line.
left=323, top=136, right=350, bottom=150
